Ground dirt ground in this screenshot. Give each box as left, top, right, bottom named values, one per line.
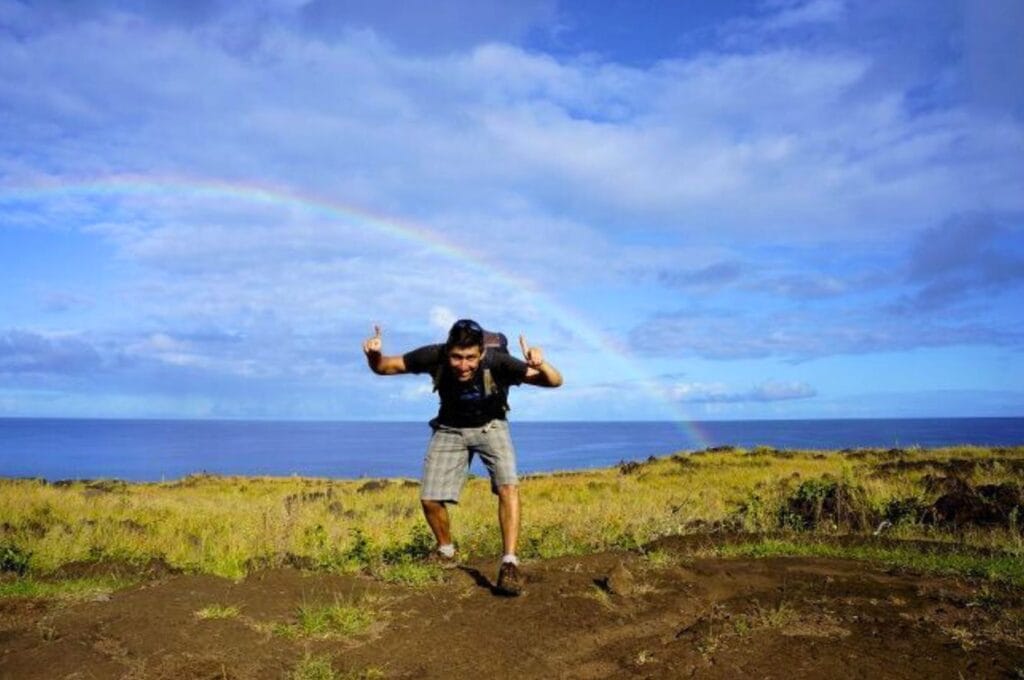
left=2, top=536, right=1023, bottom=679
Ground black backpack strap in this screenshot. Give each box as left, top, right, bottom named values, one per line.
left=481, top=350, right=509, bottom=413
left=483, top=367, right=495, bottom=397
left=432, top=363, right=443, bottom=392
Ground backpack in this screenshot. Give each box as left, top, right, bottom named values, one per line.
left=432, top=330, right=511, bottom=410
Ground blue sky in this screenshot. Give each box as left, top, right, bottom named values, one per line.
left=1, top=0, right=1022, bottom=422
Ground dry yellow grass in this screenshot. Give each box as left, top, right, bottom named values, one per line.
left=1, top=445, right=1021, bottom=579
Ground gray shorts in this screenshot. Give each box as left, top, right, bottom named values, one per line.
left=420, top=419, right=519, bottom=502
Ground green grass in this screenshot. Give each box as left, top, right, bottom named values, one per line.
left=727, top=600, right=798, bottom=637
left=298, top=600, right=372, bottom=637
left=586, top=584, right=615, bottom=610
left=195, top=603, right=241, bottom=619
left=0, top=576, right=136, bottom=600
left=291, top=654, right=336, bottom=680
left=747, top=600, right=798, bottom=628
left=641, top=548, right=677, bottom=569
left=289, top=655, right=386, bottom=680
left=373, top=559, right=444, bottom=586
left=275, top=594, right=380, bottom=639
left=708, top=537, right=1024, bottom=587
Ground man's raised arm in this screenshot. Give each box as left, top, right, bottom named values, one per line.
left=362, top=325, right=407, bottom=375
left=519, top=334, right=563, bottom=387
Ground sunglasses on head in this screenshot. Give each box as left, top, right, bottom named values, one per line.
left=451, top=319, right=483, bottom=333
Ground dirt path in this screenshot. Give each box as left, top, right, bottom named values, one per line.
left=2, top=539, right=1023, bottom=679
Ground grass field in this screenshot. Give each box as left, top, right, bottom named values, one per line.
left=1, top=445, right=1022, bottom=584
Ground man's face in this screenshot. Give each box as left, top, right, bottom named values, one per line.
left=448, top=345, right=483, bottom=382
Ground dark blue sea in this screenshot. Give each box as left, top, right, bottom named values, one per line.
left=1, top=417, right=1022, bottom=482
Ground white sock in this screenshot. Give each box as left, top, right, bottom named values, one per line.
left=502, top=554, right=518, bottom=565
left=438, top=544, right=455, bottom=558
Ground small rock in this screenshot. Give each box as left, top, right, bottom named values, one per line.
left=357, top=479, right=390, bottom=493
left=605, top=562, right=636, bottom=596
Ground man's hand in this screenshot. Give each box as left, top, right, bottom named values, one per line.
left=520, top=333, right=562, bottom=387
left=519, top=334, right=544, bottom=368
left=362, top=324, right=406, bottom=375
left=363, top=325, right=383, bottom=356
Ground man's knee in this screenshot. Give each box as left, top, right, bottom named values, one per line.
left=497, top=484, right=518, bottom=499
left=421, top=499, right=446, bottom=512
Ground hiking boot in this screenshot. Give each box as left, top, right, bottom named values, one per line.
left=496, top=561, right=524, bottom=596
left=425, top=549, right=459, bottom=569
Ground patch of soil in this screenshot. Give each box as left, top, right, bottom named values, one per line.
left=924, top=479, right=1024, bottom=530
left=47, top=558, right=181, bottom=581
left=1, top=541, right=1023, bottom=679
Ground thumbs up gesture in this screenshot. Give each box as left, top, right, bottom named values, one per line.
left=519, top=334, right=544, bottom=368
left=363, top=325, right=383, bottom=356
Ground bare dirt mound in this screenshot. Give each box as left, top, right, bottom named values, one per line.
left=2, top=543, right=1023, bottom=679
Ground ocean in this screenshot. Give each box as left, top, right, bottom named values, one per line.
left=1, top=417, right=1022, bottom=482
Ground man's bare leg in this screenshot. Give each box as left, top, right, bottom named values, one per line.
left=421, top=500, right=452, bottom=547
left=497, top=484, right=520, bottom=556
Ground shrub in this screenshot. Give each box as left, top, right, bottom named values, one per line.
left=733, top=493, right=771, bottom=532
left=884, top=496, right=928, bottom=526
left=779, top=477, right=876, bottom=531
left=0, top=544, right=31, bottom=575
left=618, top=460, right=643, bottom=475
left=381, top=524, right=433, bottom=564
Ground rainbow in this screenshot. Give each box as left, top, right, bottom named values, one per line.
left=0, top=174, right=711, bottom=448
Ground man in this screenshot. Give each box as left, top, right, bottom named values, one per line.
left=362, top=318, right=563, bottom=596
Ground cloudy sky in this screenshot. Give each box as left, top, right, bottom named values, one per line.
left=1, top=0, right=1022, bottom=422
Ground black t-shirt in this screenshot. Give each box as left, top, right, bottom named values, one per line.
left=403, top=344, right=528, bottom=427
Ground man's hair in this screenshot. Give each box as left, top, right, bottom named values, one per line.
left=445, top=319, right=484, bottom=351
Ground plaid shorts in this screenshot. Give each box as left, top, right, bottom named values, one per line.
left=420, top=419, right=519, bottom=502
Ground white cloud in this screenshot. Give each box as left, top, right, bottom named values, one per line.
left=429, top=306, right=457, bottom=333
left=667, top=379, right=816, bottom=403
left=632, top=305, right=1024, bottom=361
left=762, top=0, right=846, bottom=31
left=4, top=14, right=1020, bottom=252
left=298, top=0, right=557, bottom=53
